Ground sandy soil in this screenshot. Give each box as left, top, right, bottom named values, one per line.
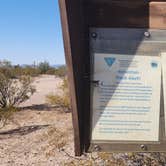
left=0, top=75, right=75, bottom=166
left=20, top=75, right=63, bottom=107
left=0, top=109, right=74, bottom=166
left=0, top=75, right=166, bottom=166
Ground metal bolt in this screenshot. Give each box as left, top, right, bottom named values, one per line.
left=91, top=80, right=100, bottom=87
left=144, top=31, right=151, bottom=38
left=140, top=144, right=147, bottom=151
left=91, top=32, right=97, bottom=39
left=94, top=145, right=101, bottom=151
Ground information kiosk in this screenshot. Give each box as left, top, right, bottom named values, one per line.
left=59, top=0, right=166, bottom=156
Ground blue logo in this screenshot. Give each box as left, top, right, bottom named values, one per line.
left=104, top=57, right=116, bottom=67
left=151, top=62, right=158, bottom=68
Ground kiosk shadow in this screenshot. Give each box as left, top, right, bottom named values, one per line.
left=0, top=125, right=49, bottom=137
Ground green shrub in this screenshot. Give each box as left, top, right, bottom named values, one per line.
left=0, top=73, right=36, bottom=108
left=0, top=106, right=17, bottom=128
left=0, top=67, right=16, bottom=78
left=46, top=94, right=70, bottom=108
left=0, top=72, right=36, bottom=127
left=38, top=61, right=50, bottom=74
left=46, top=78, right=70, bottom=110
left=45, top=68, right=56, bottom=75
left=22, top=66, right=40, bottom=77
left=54, top=65, right=66, bottom=77
left=0, top=60, right=12, bottom=68
left=0, top=59, right=67, bottom=78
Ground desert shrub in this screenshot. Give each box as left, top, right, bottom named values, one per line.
left=0, top=73, right=35, bottom=108
left=0, top=67, right=16, bottom=78
left=12, top=65, right=23, bottom=77
left=45, top=68, right=56, bottom=75
left=0, top=72, right=36, bottom=126
left=0, top=63, right=40, bottom=78
left=0, top=60, right=12, bottom=68
left=22, top=66, right=40, bottom=77
left=0, top=59, right=66, bottom=78
left=38, top=61, right=50, bottom=74
left=54, top=65, right=66, bottom=77
left=11, top=65, right=41, bottom=78
left=0, top=60, right=17, bottom=78
left=0, top=106, right=17, bottom=128
left=46, top=94, right=70, bottom=108
left=46, top=78, right=70, bottom=110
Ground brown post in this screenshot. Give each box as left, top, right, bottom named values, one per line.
left=58, top=0, right=90, bottom=156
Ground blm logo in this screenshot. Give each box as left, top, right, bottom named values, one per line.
left=151, top=61, right=158, bottom=68
left=104, top=57, right=116, bottom=68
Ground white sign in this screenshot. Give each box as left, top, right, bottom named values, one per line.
left=161, top=53, right=166, bottom=134
left=92, top=53, right=161, bottom=142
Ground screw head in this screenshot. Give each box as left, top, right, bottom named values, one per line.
left=141, top=144, right=147, bottom=151
left=144, top=31, right=151, bottom=38
left=91, top=32, right=97, bottom=39
left=94, top=145, right=101, bottom=151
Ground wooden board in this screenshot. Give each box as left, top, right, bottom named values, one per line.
left=150, top=2, right=166, bottom=29
left=86, top=1, right=166, bottom=29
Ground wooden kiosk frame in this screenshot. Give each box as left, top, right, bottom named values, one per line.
left=59, top=0, right=166, bottom=156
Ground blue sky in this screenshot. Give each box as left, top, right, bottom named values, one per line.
left=0, top=0, right=65, bottom=65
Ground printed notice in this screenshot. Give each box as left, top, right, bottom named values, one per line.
left=161, top=53, right=166, bottom=134
left=92, top=54, right=161, bottom=142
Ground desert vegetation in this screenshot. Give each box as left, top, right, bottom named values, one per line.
left=0, top=59, right=66, bottom=78
left=0, top=59, right=67, bottom=127
left=1, top=59, right=166, bottom=166
left=46, top=77, right=71, bottom=111
left=0, top=62, right=36, bottom=127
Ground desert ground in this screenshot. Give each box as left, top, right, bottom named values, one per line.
left=0, top=75, right=166, bottom=166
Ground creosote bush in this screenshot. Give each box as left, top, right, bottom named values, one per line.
left=0, top=72, right=36, bottom=126
left=0, top=73, right=35, bottom=108
left=54, top=65, right=66, bottom=77
left=46, top=78, right=70, bottom=110
left=0, top=106, right=17, bottom=128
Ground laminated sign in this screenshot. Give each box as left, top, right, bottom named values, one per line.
left=92, top=54, right=161, bottom=142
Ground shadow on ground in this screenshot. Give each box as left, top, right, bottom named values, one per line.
left=0, top=125, right=49, bottom=137
left=20, top=104, right=55, bottom=111
left=20, top=104, right=71, bottom=113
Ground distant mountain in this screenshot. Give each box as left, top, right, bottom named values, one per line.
left=19, top=64, right=66, bottom=68
left=51, top=64, right=66, bottom=68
